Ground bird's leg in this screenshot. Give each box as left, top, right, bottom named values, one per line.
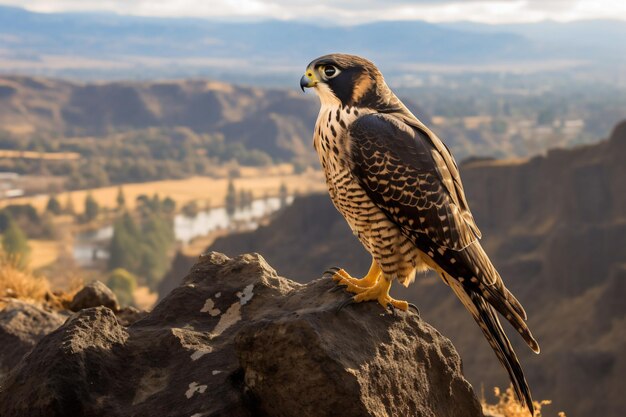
left=337, top=276, right=409, bottom=312
left=326, top=258, right=381, bottom=290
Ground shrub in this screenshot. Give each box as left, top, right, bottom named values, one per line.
left=1, top=218, right=30, bottom=269
left=482, top=386, right=566, bottom=417
left=107, top=268, right=137, bottom=307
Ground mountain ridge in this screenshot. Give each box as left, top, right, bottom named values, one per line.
left=1, top=5, right=624, bottom=82
left=0, top=75, right=434, bottom=165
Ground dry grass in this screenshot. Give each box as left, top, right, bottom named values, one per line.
left=482, top=386, right=567, bottom=417
left=0, top=171, right=326, bottom=214
left=0, top=252, right=82, bottom=310
left=28, top=239, right=61, bottom=269
left=133, top=285, right=158, bottom=311
left=0, top=253, right=50, bottom=309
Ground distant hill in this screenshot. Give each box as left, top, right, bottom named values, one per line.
left=444, top=19, right=626, bottom=64
left=0, top=75, right=431, bottom=166
left=0, top=75, right=317, bottom=164
left=1, top=5, right=624, bottom=81
left=158, top=120, right=626, bottom=417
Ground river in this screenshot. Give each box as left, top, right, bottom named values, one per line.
left=72, top=196, right=293, bottom=267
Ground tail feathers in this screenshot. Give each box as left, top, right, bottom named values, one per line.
left=503, top=287, right=527, bottom=320
left=449, top=281, right=535, bottom=416
left=480, top=284, right=540, bottom=353
left=471, top=292, right=535, bottom=416
left=459, top=242, right=539, bottom=353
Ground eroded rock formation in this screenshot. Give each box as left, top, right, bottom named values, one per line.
left=0, top=252, right=483, bottom=417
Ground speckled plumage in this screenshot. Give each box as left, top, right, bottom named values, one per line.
left=303, top=53, right=539, bottom=415
left=314, top=104, right=426, bottom=286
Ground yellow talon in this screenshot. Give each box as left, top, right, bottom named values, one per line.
left=350, top=278, right=409, bottom=311
left=331, top=268, right=353, bottom=282
left=331, top=258, right=382, bottom=288
left=329, top=258, right=411, bottom=312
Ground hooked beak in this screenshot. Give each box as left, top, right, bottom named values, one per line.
left=300, top=71, right=317, bottom=92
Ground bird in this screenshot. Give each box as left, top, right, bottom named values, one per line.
left=300, top=53, right=540, bottom=415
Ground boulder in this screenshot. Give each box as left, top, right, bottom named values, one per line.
left=0, top=252, right=483, bottom=417
left=69, top=280, right=120, bottom=312
left=0, top=299, right=66, bottom=377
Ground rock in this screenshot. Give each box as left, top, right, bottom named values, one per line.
left=609, top=119, right=626, bottom=144
left=0, top=299, right=66, bottom=377
left=115, top=306, right=149, bottom=327
left=69, top=280, right=120, bottom=312
left=0, top=252, right=483, bottom=417
left=235, top=308, right=479, bottom=417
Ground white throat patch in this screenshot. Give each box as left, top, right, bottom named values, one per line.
left=313, top=83, right=341, bottom=107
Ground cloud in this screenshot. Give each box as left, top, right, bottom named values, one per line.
left=1, top=0, right=625, bottom=24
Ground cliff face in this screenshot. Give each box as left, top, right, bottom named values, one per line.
left=197, top=120, right=626, bottom=417
left=0, top=253, right=483, bottom=417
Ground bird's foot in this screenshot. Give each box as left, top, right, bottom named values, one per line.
left=324, top=265, right=380, bottom=289
left=336, top=278, right=409, bottom=312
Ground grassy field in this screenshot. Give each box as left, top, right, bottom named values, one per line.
left=1, top=169, right=326, bottom=214
left=8, top=169, right=326, bottom=271
left=28, top=240, right=62, bottom=269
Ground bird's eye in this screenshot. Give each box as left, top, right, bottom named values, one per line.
left=323, top=65, right=339, bottom=78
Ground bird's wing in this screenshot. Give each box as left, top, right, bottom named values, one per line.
left=348, top=113, right=480, bottom=250
left=402, top=114, right=480, bottom=240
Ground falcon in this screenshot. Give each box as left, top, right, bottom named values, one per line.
left=300, top=54, right=540, bottom=414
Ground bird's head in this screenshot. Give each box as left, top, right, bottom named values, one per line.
left=300, top=53, right=397, bottom=110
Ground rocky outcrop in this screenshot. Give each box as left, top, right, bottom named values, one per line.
left=198, top=120, right=626, bottom=417
left=69, top=280, right=120, bottom=312
left=0, top=299, right=66, bottom=378
left=0, top=252, right=483, bottom=417
left=0, top=281, right=145, bottom=379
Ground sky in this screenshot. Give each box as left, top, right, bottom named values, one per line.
left=0, top=0, right=625, bottom=24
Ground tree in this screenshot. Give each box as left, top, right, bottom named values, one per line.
left=225, top=179, right=237, bottom=216
left=279, top=182, right=289, bottom=208
left=181, top=200, right=199, bottom=218
left=64, top=193, right=75, bottom=215
left=135, top=194, right=150, bottom=213
left=139, top=213, right=175, bottom=283
left=83, top=193, right=99, bottom=223
left=107, top=268, right=137, bottom=307
left=108, top=213, right=141, bottom=273
left=45, top=194, right=62, bottom=215
left=116, top=186, right=126, bottom=209
left=2, top=218, right=30, bottom=268
left=162, top=197, right=176, bottom=214
left=108, top=208, right=175, bottom=289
